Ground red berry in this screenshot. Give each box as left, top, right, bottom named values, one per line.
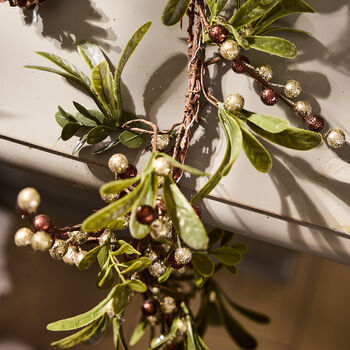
left=231, top=55, right=250, bottom=74
left=136, top=205, right=157, bottom=225
left=142, top=299, right=157, bottom=316
left=260, top=88, right=278, bottom=106
left=208, top=25, right=228, bottom=44
left=33, top=214, right=51, bottom=231
left=304, top=114, right=325, bottom=133
left=118, top=164, right=137, bottom=179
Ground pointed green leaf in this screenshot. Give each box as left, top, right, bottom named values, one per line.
left=228, top=0, right=280, bottom=29
left=97, top=243, right=110, bottom=268
left=158, top=266, right=173, bottom=283
left=82, top=185, right=143, bottom=232
left=75, top=113, right=97, bottom=127
left=114, top=22, right=152, bottom=121
left=121, top=257, right=151, bottom=274
left=239, top=110, right=289, bottom=133
left=130, top=174, right=158, bottom=240
left=192, top=252, right=215, bottom=277
left=191, top=107, right=242, bottom=203
left=240, top=121, right=272, bottom=173
left=163, top=176, right=208, bottom=250
left=129, top=316, right=147, bottom=346
left=50, top=316, right=108, bottom=349
left=61, top=122, right=81, bottom=141
left=112, top=240, right=141, bottom=256
left=47, top=285, right=118, bottom=331
left=91, top=61, right=117, bottom=119
left=125, top=279, right=147, bottom=293
left=35, top=51, right=91, bottom=87
left=119, top=130, right=144, bottom=148
left=100, top=176, right=142, bottom=196
left=210, top=247, right=242, bottom=266
left=73, top=102, right=103, bottom=125
left=77, top=41, right=106, bottom=70
left=245, top=35, right=297, bottom=58
left=78, top=245, right=102, bottom=271
left=112, top=284, right=129, bottom=315
left=86, top=125, right=111, bottom=144
left=97, top=260, right=115, bottom=289
left=113, top=316, right=128, bottom=350
left=247, top=121, right=323, bottom=150
left=56, top=106, right=77, bottom=127
left=254, top=0, right=315, bottom=34
left=161, top=0, right=191, bottom=26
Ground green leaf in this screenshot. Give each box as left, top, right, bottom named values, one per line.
left=191, top=107, right=242, bottom=203
left=217, top=296, right=257, bottom=350
left=129, top=316, right=147, bottom=346
left=97, top=243, right=110, bottom=268
left=100, top=176, right=142, bottom=196
left=208, top=228, right=224, bottom=247
left=228, top=0, right=280, bottom=29
left=82, top=184, right=143, bottom=232
left=223, top=24, right=250, bottom=50
left=158, top=266, right=173, bottom=283
left=254, top=0, right=315, bottom=34
left=225, top=297, right=270, bottom=324
left=114, top=22, right=152, bottom=122
left=119, top=130, right=144, bottom=148
left=210, top=247, right=242, bottom=266
left=148, top=315, right=180, bottom=349
left=91, top=61, right=117, bottom=120
left=125, top=279, right=147, bottom=293
left=245, top=35, right=297, bottom=58
left=225, top=264, right=238, bottom=275
left=112, top=240, right=141, bottom=256
left=36, top=51, right=91, bottom=87
left=162, top=176, right=208, bottom=250
left=192, top=252, right=215, bottom=277
left=73, top=134, right=88, bottom=155
left=231, top=243, right=249, bottom=254
left=76, top=41, right=106, bottom=70
left=78, top=245, right=102, bottom=270
left=157, top=153, right=209, bottom=177
left=73, top=102, right=103, bottom=125
left=61, top=122, right=81, bottom=141
left=121, top=257, right=151, bottom=274
left=97, top=260, right=115, bottom=289
left=129, top=174, right=158, bottom=240
left=161, top=0, right=191, bottom=26
left=259, top=27, right=311, bottom=36
left=247, top=122, right=323, bottom=150
left=240, top=121, right=272, bottom=173
left=75, top=113, right=97, bottom=127
left=55, top=106, right=76, bottom=127
left=47, top=285, right=119, bottom=331
left=112, top=284, right=129, bottom=315
left=239, top=110, right=289, bottom=133
left=194, top=269, right=206, bottom=288
left=86, top=125, right=111, bottom=144
left=50, top=316, right=108, bottom=349
left=113, top=316, right=128, bottom=350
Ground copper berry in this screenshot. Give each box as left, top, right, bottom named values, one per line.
left=208, top=24, right=228, bottom=44
left=142, top=299, right=157, bottom=316
left=231, top=55, right=250, bottom=74
left=118, top=164, right=138, bottom=179
left=304, top=114, right=325, bottom=133
left=260, top=88, right=278, bottom=106
left=33, top=214, right=51, bottom=231
left=136, top=205, right=157, bottom=225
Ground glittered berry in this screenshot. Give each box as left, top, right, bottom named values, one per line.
left=108, top=153, right=129, bottom=174
left=14, top=227, right=33, bottom=247
left=295, top=100, right=312, bottom=117
left=220, top=40, right=240, bottom=60
left=118, top=164, right=138, bottom=179
left=304, top=114, right=325, bottom=133
left=33, top=214, right=51, bottom=231
left=142, top=299, right=157, bottom=316
left=31, top=231, right=53, bottom=251
left=17, top=187, right=40, bottom=214
left=231, top=55, right=250, bottom=74
left=326, top=129, right=346, bottom=149
left=136, top=205, right=157, bottom=225
left=160, top=296, right=177, bottom=314
left=208, top=24, right=228, bottom=44
left=260, top=88, right=278, bottom=106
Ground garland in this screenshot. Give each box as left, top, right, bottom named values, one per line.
left=10, top=0, right=347, bottom=349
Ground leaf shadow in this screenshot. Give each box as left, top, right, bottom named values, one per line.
left=22, top=0, right=117, bottom=52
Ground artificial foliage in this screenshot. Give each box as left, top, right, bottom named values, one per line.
left=11, top=0, right=348, bottom=350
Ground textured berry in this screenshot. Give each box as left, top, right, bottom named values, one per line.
left=33, top=214, right=51, bottom=231
left=208, top=24, right=228, bottom=44
left=231, top=55, right=250, bottom=74
left=136, top=205, right=157, bottom=225
left=260, top=88, right=278, bottom=106
left=118, top=164, right=138, bottom=179
left=304, top=114, right=324, bottom=132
